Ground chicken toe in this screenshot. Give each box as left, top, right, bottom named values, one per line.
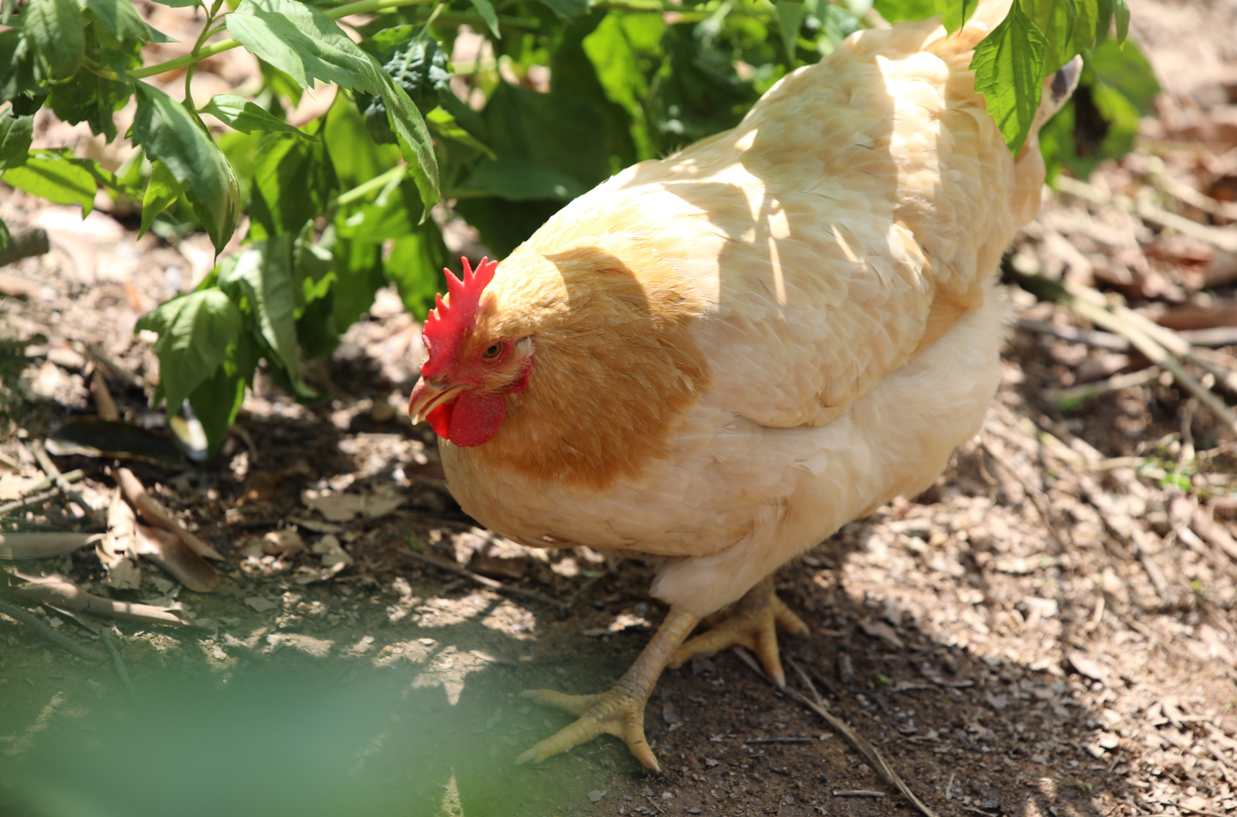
left=516, top=608, right=700, bottom=771
left=669, top=576, right=808, bottom=687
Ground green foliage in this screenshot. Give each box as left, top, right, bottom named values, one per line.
left=2, top=0, right=1150, bottom=455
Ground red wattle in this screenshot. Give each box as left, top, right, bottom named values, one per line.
left=446, top=393, right=506, bottom=447
left=426, top=402, right=453, bottom=438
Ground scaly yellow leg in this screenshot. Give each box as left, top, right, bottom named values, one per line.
left=516, top=608, right=700, bottom=772
left=668, top=575, right=808, bottom=688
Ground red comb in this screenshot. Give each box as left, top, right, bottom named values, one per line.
left=422, top=256, right=499, bottom=373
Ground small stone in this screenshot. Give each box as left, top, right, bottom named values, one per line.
left=587, top=790, right=605, bottom=803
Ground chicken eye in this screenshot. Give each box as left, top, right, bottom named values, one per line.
left=481, top=341, right=504, bottom=361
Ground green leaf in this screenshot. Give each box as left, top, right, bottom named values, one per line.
left=938, top=0, right=979, bottom=35
left=458, top=155, right=588, bottom=201
left=327, top=232, right=385, bottom=330
left=246, top=132, right=336, bottom=242
left=426, top=108, right=494, bottom=158
left=140, top=160, right=188, bottom=239
left=873, top=0, right=936, bottom=23
left=971, top=3, right=1047, bottom=154
left=135, top=288, right=243, bottom=418
left=0, top=114, right=33, bottom=172
left=775, top=1, right=805, bottom=64
left=84, top=0, right=173, bottom=46
left=201, top=94, right=317, bottom=139
left=0, top=219, right=9, bottom=250
left=1090, top=38, right=1158, bottom=115
left=1114, top=0, right=1129, bottom=42
left=335, top=175, right=424, bottom=241
left=24, top=0, right=85, bottom=79
left=0, top=31, right=45, bottom=115
left=385, top=222, right=448, bottom=321
left=227, top=0, right=439, bottom=200
left=1019, top=0, right=1095, bottom=73
left=131, top=82, right=241, bottom=253
left=217, top=235, right=305, bottom=392
left=47, top=72, right=133, bottom=141
left=469, top=0, right=502, bottom=38
left=187, top=360, right=246, bottom=454
left=2, top=155, right=96, bottom=214
left=537, top=0, right=591, bottom=19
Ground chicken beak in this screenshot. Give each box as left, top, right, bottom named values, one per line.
left=408, top=378, right=467, bottom=425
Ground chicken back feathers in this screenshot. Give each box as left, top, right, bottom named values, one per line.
left=414, top=1, right=1078, bottom=617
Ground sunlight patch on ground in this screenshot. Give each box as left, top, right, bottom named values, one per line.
left=414, top=589, right=497, bottom=628
left=480, top=599, right=536, bottom=640
left=409, top=645, right=491, bottom=705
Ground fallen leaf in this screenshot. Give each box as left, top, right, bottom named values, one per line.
left=245, top=596, right=278, bottom=612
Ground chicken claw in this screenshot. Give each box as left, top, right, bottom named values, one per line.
left=516, top=609, right=701, bottom=771
left=669, top=576, right=808, bottom=688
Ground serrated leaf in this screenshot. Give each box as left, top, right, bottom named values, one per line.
left=217, top=236, right=304, bottom=392
left=0, top=114, right=33, bottom=172
left=84, top=0, right=173, bottom=46
left=201, top=94, right=316, bottom=140
left=227, top=0, right=439, bottom=200
left=2, top=155, right=96, bottom=214
left=426, top=108, right=494, bottom=157
left=135, top=288, right=243, bottom=418
left=47, top=71, right=133, bottom=141
left=336, top=175, right=424, bottom=241
left=328, top=233, right=385, bottom=330
left=469, top=0, right=501, bottom=38
left=227, top=0, right=389, bottom=95
left=140, top=160, right=188, bottom=239
left=131, top=82, right=240, bottom=253
left=24, top=0, right=84, bottom=79
left=971, top=3, right=1047, bottom=154
left=939, top=0, right=979, bottom=35
left=776, top=1, right=805, bottom=63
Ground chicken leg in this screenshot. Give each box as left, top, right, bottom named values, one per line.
left=516, top=608, right=700, bottom=771
left=669, top=575, right=809, bottom=687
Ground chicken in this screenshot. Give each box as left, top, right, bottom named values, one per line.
left=409, top=0, right=1080, bottom=771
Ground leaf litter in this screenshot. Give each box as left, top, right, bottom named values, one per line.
left=2, top=1, right=1237, bottom=815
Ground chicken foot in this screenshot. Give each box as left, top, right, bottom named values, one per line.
left=669, top=575, right=808, bottom=687
left=516, top=608, right=700, bottom=771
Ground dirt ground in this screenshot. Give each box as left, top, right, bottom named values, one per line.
left=3, top=2, right=1237, bottom=816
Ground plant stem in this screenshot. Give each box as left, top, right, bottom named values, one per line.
left=95, top=0, right=441, bottom=82
left=335, top=165, right=406, bottom=208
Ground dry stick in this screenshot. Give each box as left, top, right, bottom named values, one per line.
left=0, top=599, right=104, bottom=661
left=1014, top=272, right=1237, bottom=436
left=395, top=546, right=569, bottom=613
left=8, top=576, right=198, bottom=627
left=85, top=344, right=145, bottom=390
left=778, top=659, right=941, bottom=817
left=112, top=467, right=223, bottom=560
left=101, top=629, right=137, bottom=700
left=1047, top=367, right=1161, bottom=408
left=30, top=440, right=104, bottom=527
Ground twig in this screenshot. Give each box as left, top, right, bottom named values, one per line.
left=30, top=440, right=103, bottom=526
left=1016, top=319, right=1129, bottom=351
left=0, top=467, right=85, bottom=514
left=7, top=575, right=200, bottom=627
left=0, top=228, right=50, bottom=268
left=112, top=467, right=222, bottom=560
left=744, top=737, right=814, bottom=745
left=101, top=629, right=137, bottom=700
left=0, top=599, right=104, bottom=661
left=1047, top=367, right=1160, bottom=408
left=396, top=546, right=569, bottom=613
left=780, top=660, right=941, bottom=817
left=832, top=791, right=887, bottom=798
left=1055, top=174, right=1237, bottom=253
left=0, top=451, right=20, bottom=471
left=85, top=344, right=145, bottom=390
left=1013, top=271, right=1237, bottom=436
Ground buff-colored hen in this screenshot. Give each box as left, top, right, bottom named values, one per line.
left=409, top=0, right=1079, bottom=770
